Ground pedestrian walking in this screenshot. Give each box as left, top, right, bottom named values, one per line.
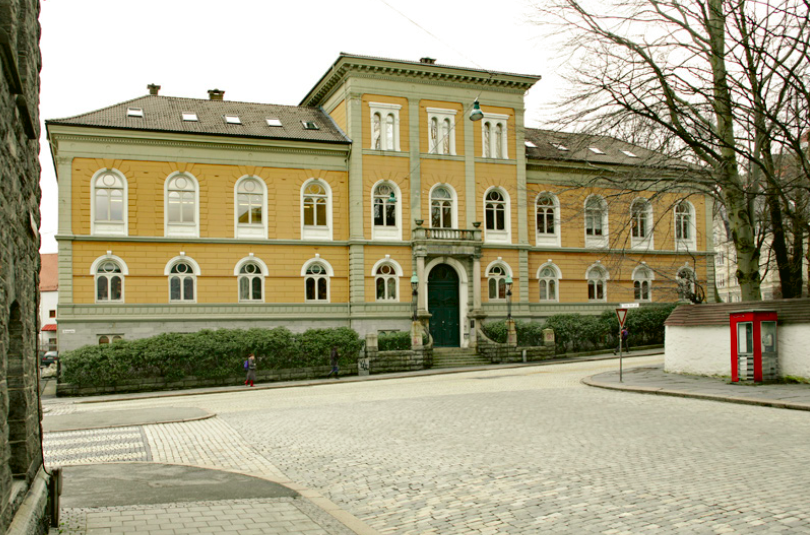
left=327, top=346, right=339, bottom=379
left=614, top=327, right=630, bottom=355
left=244, top=353, right=257, bottom=387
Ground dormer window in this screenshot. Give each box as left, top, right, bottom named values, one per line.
left=302, top=121, right=319, bottom=130
left=182, top=112, right=198, bottom=122
left=551, top=142, right=568, bottom=151
left=266, top=118, right=282, bottom=127
left=127, top=108, right=143, bottom=118
left=224, top=115, right=241, bottom=124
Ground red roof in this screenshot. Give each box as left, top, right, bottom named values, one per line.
left=39, top=254, right=58, bottom=292
left=41, top=324, right=57, bottom=332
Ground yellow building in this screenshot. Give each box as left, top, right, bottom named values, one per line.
left=47, top=54, right=714, bottom=351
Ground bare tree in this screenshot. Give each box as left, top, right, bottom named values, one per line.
left=534, top=0, right=810, bottom=301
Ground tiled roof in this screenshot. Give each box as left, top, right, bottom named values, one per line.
left=665, top=299, right=810, bottom=326
left=39, top=253, right=58, bottom=292
left=47, top=95, right=352, bottom=144
left=525, top=129, right=689, bottom=169
left=42, top=324, right=58, bottom=332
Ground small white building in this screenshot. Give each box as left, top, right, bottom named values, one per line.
left=39, top=253, right=59, bottom=351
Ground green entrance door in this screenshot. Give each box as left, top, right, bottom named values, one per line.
left=428, top=264, right=460, bottom=347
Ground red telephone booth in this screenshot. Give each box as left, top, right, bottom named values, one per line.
left=730, top=310, right=778, bottom=382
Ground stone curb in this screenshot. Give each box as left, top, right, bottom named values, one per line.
left=44, top=409, right=216, bottom=433
left=581, top=376, right=810, bottom=412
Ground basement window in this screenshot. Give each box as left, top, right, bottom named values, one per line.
left=302, top=121, right=319, bottom=130
left=182, top=112, right=198, bottom=122
left=224, top=115, right=241, bottom=124
left=127, top=108, right=143, bottom=118
left=589, top=147, right=605, bottom=154
left=266, top=118, right=282, bottom=127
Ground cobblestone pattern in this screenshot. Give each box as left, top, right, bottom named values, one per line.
left=58, top=498, right=357, bottom=535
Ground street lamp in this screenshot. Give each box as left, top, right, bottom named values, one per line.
left=469, top=99, right=484, bottom=122
left=505, top=275, right=513, bottom=320
left=411, top=274, right=419, bottom=321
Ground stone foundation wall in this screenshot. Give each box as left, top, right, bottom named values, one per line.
left=476, top=331, right=554, bottom=364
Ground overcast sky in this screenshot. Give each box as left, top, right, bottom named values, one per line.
left=38, top=0, right=563, bottom=254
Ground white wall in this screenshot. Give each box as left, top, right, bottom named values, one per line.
left=665, top=324, right=810, bottom=380
left=39, top=289, right=58, bottom=348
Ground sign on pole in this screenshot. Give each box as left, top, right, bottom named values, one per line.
left=615, top=308, right=628, bottom=327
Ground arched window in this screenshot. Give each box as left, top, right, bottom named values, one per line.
left=442, top=118, right=452, bottom=154
left=484, top=122, right=492, bottom=157
left=238, top=262, right=264, bottom=302
left=369, top=102, right=401, bottom=151
left=301, top=179, right=332, bottom=240
left=495, top=124, right=504, bottom=158
left=305, top=262, right=329, bottom=302
left=429, top=117, right=439, bottom=153
left=235, top=177, right=266, bottom=239
left=487, top=263, right=511, bottom=300
left=165, top=173, right=199, bottom=237
left=675, top=201, right=696, bottom=250
left=536, top=194, right=560, bottom=246
left=372, top=112, right=382, bottom=150
left=375, top=263, right=398, bottom=301
left=166, top=258, right=198, bottom=303
left=95, top=260, right=124, bottom=302
left=481, top=113, right=508, bottom=158
left=585, top=196, right=608, bottom=247
left=99, top=335, right=109, bottom=345
left=430, top=186, right=454, bottom=228
left=587, top=265, right=607, bottom=301
left=92, top=169, right=127, bottom=236
left=373, top=182, right=396, bottom=228
left=385, top=114, right=395, bottom=149
left=485, top=190, right=506, bottom=231
left=631, top=198, right=653, bottom=249
left=633, top=266, right=653, bottom=302
left=538, top=263, right=560, bottom=302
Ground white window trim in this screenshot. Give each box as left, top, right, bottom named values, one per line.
left=674, top=201, right=697, bottom=251
left=632, top=265, right=655, bottom=302
left=536, top=261, right=562, bottom=302
left=369, top=102, right=402, bottom=151
left=630, top=198, right=654, bottom=251
left=90, top=254, right=129, bottom=304
left=586, top=263, right=609, bottom=302
left=234, top=255, right=269, bottom=303
left=584, top=195, right=609, bottom=249
left=426, top=107, right=457, bottom=155
left=301, top=256, right=334, bottom=303
left=485, top=260, right=513, bottom=301
left=370, top=180, right=403, bottom=241
left=483, top=186, right=512, bottom=244
left=428, top=183, right=459, bottom=229
left=371, top=257, right=404, bottom=302
left=234, top=175, right=268, bottom=239
left=300, top=178, right=333, bottom=241
left=535, top=193, right=561, bottom=247
left=164, top=171, right=200, bottom=238
left=91, top=168, right=128, bottom=237
left=164, top=255, right=201, bottom=304
left=481, top=112, right=509, bottom=159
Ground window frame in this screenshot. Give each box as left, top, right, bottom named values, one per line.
left=537, top=262, right=561, bottom=302
left=426, top=107, right=457, bottom=155
left=371, top=180, right=403, bottom=241
left=485, top=260, right=513, bottom=301
left=630, top=198, right=654, bottom=250
left=90, top=254, right=129, bottom=304
left=164, top=172, right=200, bottom=238
left=300, top=178, right=333, bottom=241
left=91, top=169, right=128, bottom=237
left=484, top=186, right=512, bottom=244
left=301, top=257, right=334, bottom=303
left=429, top=184, right=458, bottom=229
left=481, top=113, right=509, bottom=159
left=586, top=264, right=609, bottom=302
left=674, top=201, right=697, bottom=251
left=369, top=102, right=402, bottom=151
left=535, top=193, right=561, bottom=247
left=234, top=255, right=269, bottom=303
left=165, top=255, right=201, bottom=303
left=371, top=257, right=403, bottom=302
left=632, top=265, right=654, bottom=302
left=234, top=176, right=268, bottom=239
left=584, top=195, right=609, bottom=248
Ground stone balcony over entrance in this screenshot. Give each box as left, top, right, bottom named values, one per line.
left=412, top=226, right=482, bottom=257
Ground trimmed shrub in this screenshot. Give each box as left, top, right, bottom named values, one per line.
left=60, top=326, right=363, bottom=389
left=378, top=331, right=412, bottom=351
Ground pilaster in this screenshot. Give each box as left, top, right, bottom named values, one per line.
left=408, top=97, right=422, bottom=224
left=514, top=107, right=528, bottom=245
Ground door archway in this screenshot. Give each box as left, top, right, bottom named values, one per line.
left=428, top=264, right=460, bottom=347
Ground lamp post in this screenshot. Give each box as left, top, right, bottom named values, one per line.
left=505, top=275, right=513, bottom=320
left=505, top=275, right=517, bottom=346
left=410, top=274, right=423, bottom=349
left=411, top=274, right=419, bottom=321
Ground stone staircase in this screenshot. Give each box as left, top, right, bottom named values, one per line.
left=431, top=347, right=491, bottom=369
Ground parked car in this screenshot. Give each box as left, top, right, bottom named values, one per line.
left=41, top=351, right=58, bottom=367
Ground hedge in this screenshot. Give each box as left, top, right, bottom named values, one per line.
left=482, top=304, right=676, bottom=353
left=60, top=327, right=364, bottom=388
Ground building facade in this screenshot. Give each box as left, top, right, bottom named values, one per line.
left=38, top=253, right=58, bottom=351
left=48, top=54, right=714, bottom=352
left=1, top=0, right=51, bottom=533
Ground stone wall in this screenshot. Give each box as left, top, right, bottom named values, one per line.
left=0, top=0, right=49, bottom=533
left=476, top=330, right=555, bottom=364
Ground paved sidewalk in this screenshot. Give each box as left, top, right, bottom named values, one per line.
left=584, top=363, right=810, bottom=411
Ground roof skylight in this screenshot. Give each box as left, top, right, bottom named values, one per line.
left=550, top=142, right=569, bottom=151
left=525, top=141, right=537, bottom=148
left=589, top=147, right=605, bottom=154
left=621, top=150, right=638, bottom=158
left=302, top=121, right=319, bottom=130
left=266, top=118, right=282, bottom=127
left=224, top=114, right=241, bottom=124
left=182, top=112, right=198, bottom=122
left=127, top=107, right=143, bottom=118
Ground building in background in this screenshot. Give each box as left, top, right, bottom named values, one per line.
left=47, top=54, right=715, bottom=352
left=39, top=253, right=58, bottom=351
left=0, top=0, right=52, bottom=532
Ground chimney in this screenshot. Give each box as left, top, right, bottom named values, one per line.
left=419, top=57, right=436, bottom=65
left=147, top=83, right=161, bottom=96
left=208, top=89, right=225, bottom=101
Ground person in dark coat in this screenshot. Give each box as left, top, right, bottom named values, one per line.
left=327, top=346, right=339, bottom=379
left=614, top=327, right=630, bottom=355
left=245, top=353, right=257, bottom=387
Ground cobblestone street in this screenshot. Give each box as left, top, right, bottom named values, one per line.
left=44, top=356, right=810, bottom=534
